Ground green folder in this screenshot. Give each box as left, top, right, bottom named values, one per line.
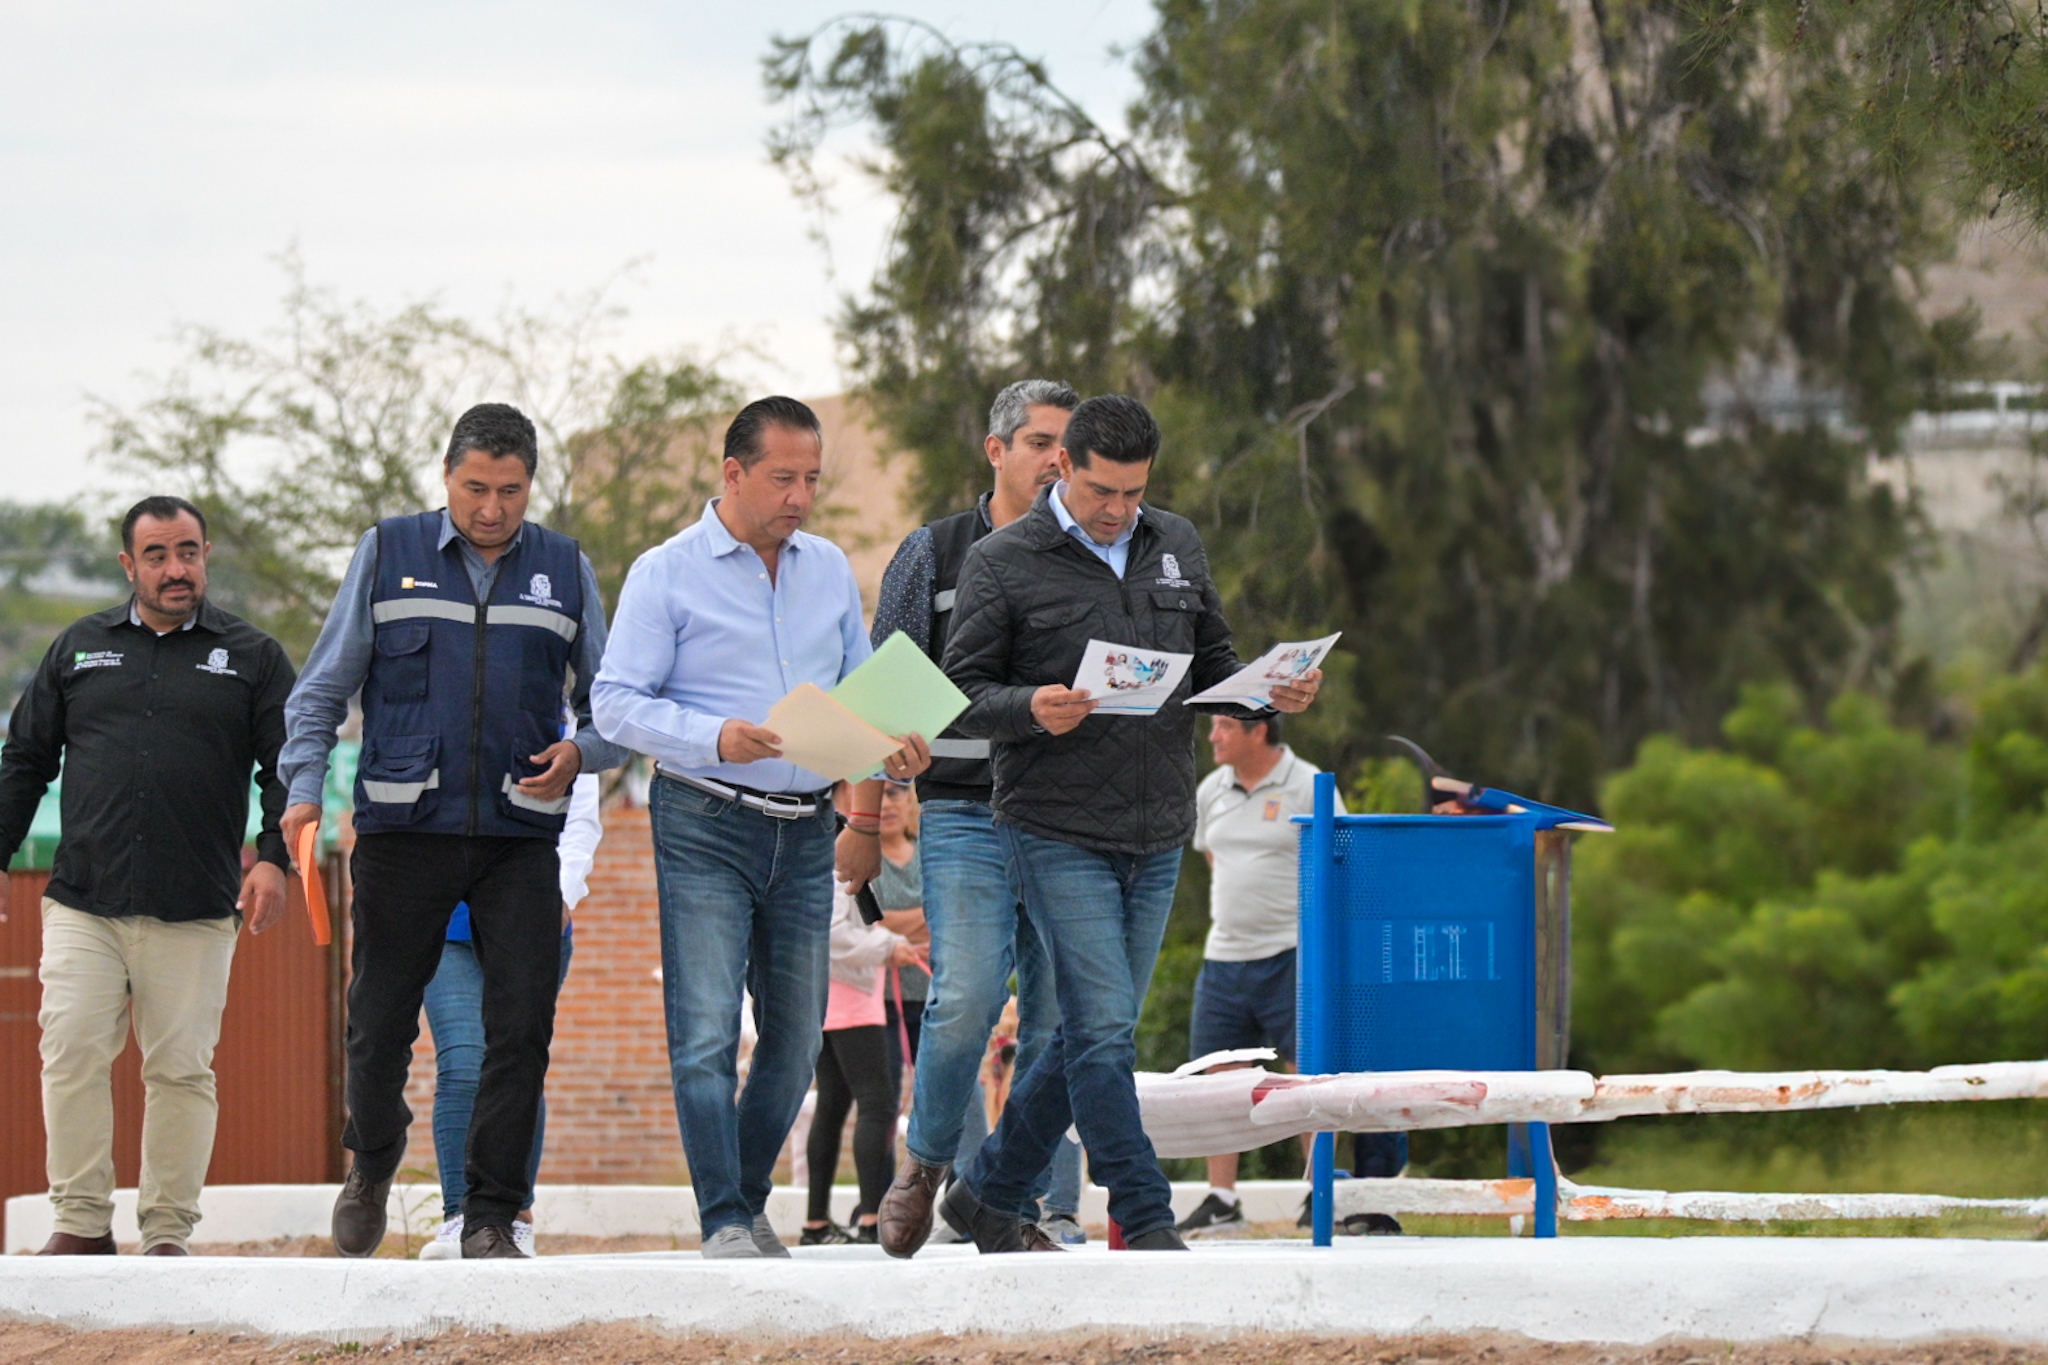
left=831, top=630, right=971, bottom=749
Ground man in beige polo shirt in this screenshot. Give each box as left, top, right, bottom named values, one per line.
left=1174, top=710, right=1406, bottom=1237
left=0, top=496, right=293, bottom=1255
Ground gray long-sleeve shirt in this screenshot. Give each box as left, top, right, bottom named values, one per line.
left=278, top=511, right=627, bottom=807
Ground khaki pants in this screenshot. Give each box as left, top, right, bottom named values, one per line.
left=38, top=898, right=238, bottom=1250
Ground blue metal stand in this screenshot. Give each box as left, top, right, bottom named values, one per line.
left=1295, top=771, right=1588, bottom=1244
left=1506, top=1122, right=1558, bottom=1237
left=1302, top=774, right=1338, bottom=1246
left=1310, top=1131, right=1335, bottom=1246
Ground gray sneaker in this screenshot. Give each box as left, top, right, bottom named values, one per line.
left=751, top=1214, right=792, bottom=1258
left=1038, top=1213, right=1088, bottom=1245
left=701, top=1225, right=763, bottom=1259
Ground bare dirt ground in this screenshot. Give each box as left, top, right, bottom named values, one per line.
left=2, top=1324, right=2043, bottom=1365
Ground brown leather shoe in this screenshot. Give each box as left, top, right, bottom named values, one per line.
left=460, top=1222, right=524, bottom=1259
left=939, top=1174, right=1025, bottom=1253
left=876, top=1152, right=949, bottom=1259
left=142, top=1243, right=189, bottom=1256
left=36, top=1231, right=115, bottom=1256
left=331, top=1164, right=393, bottom=1258
left=1018, top=1221, right=1067, bottom=1252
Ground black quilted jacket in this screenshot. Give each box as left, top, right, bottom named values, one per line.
left=941, top=487, right=1246, bottom=856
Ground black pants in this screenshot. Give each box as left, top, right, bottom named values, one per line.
left=343, top=832, right=562, bottom=1227
left=808, top=1024, right=897, bottom=1222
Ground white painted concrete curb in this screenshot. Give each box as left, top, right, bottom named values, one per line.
left=4, top=1181, right=1310, bottom=1253
left=2, top=1238, right=2044, bottom=1344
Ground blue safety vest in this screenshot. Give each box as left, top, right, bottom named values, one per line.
left=356, top=511, right=584, bottom=839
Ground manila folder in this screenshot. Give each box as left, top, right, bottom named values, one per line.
left=763, top=682, right=904, bottom=785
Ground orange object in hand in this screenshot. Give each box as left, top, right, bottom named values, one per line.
left=296, top=823, right=331, bottom=946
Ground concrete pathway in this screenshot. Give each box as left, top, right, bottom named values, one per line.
left=3, top=1237, right=2043, bottom=1345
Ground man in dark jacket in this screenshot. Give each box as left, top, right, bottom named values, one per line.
left=937, top=394, right=1322, bottom=1251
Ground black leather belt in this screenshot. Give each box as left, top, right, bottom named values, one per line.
left=658, top=769, right=834, bottom=819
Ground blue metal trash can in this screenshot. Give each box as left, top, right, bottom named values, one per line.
left=1296, top=771, right=1592, bottom=1241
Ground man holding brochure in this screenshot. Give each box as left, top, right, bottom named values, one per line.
left=592, top=395, right=932, bottom=1259
left=870, top=379, right=1079, bottom=1257
left=937, top=393, right=1324, bottom=1252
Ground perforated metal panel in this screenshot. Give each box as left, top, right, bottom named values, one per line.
left=1298, top=814, right=1539, bottom=1075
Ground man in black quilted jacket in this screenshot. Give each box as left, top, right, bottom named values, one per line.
left=936, top=394, right=1323, bottom=1251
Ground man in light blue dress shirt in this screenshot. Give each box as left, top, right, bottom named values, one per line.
left=593, top=395, right=929, bottom=1259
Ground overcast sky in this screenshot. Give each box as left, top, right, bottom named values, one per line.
left=0, top=1, right=1152, bottom=506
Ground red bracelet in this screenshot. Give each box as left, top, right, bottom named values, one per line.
left=848, top=810, right=881, bottom=819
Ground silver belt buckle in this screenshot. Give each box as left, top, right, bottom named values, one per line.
left=758, top=793, right=808, bottom=820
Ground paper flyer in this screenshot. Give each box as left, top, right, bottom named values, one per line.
left=1072, top=637, right=1195, bottom=716
left=1184, top=632, right=1340, bottom=709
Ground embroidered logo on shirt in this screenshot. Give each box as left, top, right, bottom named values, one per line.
left=72, top=650, right=123, bottom=671
left=1156, top=550, right=1191, bottom=588
left=400, top=577, right=439, bottom=590
left=520, top=572, right=562, bottom=609
left=196, top=647, right=238, bottom=676
left=1263, top=799, right=1282, bottom=821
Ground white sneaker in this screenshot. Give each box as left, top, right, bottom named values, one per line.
left=701, top=1224, right=763, bottom=1259
left=418, top=1216, right=463, bottom=1261
left=511, top=1219, right=536, bottom=1257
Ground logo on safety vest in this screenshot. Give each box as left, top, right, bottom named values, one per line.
left=520, top=572, right=562, bottom=609
left=196, top=647, right=238, bottom=676
left=400, top=576, right=439, bottom=590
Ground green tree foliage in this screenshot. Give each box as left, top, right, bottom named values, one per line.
left=1571, top=674, right=2048, bottom=1076
left=0, top=504, right=124, bottom=699
left=1749, top=1, right=2048, bottom=231
left=93, top=257, right=738, bottom=657
left=767, top=3, right=1969, bottom=806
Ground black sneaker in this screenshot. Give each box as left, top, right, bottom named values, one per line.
left=1176, top=1192, right=1246, bottom=1237
left=799, top=1222, right=855, bottom=1246
left=1340, top=1212, right=1403, bottom=1236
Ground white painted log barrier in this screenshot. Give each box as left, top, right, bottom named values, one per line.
left=1324, top=1176, right=2048, bottom=1222
left=1137, top=1058, right=2048, bottom=1156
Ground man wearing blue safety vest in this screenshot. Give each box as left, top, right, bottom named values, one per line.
left=278, top=402, right=627, bottom=1260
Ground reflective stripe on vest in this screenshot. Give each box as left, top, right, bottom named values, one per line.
left=362, top=768, right=441, bottom=804
left=927, top=737, right=989, bottom=759
left=500, top=774, right=572, bottom=816
left=373, top=598, right=576, bottom=640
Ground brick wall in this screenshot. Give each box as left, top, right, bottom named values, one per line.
left=400, top=803, right=691, bottom=1188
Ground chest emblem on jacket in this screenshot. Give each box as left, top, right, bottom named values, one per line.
left=1156, top=551, right=1191, bottom=588
left=72, top=650, right=123, bottom=671
left=196, top=647, right=238, bottom=677
left=521, top=572, right=562, bottom=609
left=400, top=577, right=439, bottom=589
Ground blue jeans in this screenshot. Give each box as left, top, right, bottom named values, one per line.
left=423, top=935, right=574, bottom=1219
left=950, top=1079, right=1083, bottom=1216
left=960, top=827, right=1181, bottom=1237
left=649, top=776, right=835, bottom=1237
left=905, top=802, right=1060, bottom=1172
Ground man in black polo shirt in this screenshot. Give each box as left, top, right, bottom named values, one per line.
left=0, top=495, right=294, bottom=1256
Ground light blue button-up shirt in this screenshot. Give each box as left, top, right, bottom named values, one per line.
left=592, top=499, right=872, bottom=793
left=1049, top=479, right=1142, bottom=578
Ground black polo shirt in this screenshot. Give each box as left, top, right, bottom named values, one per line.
left=0, top=599, right=296, bottom=921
